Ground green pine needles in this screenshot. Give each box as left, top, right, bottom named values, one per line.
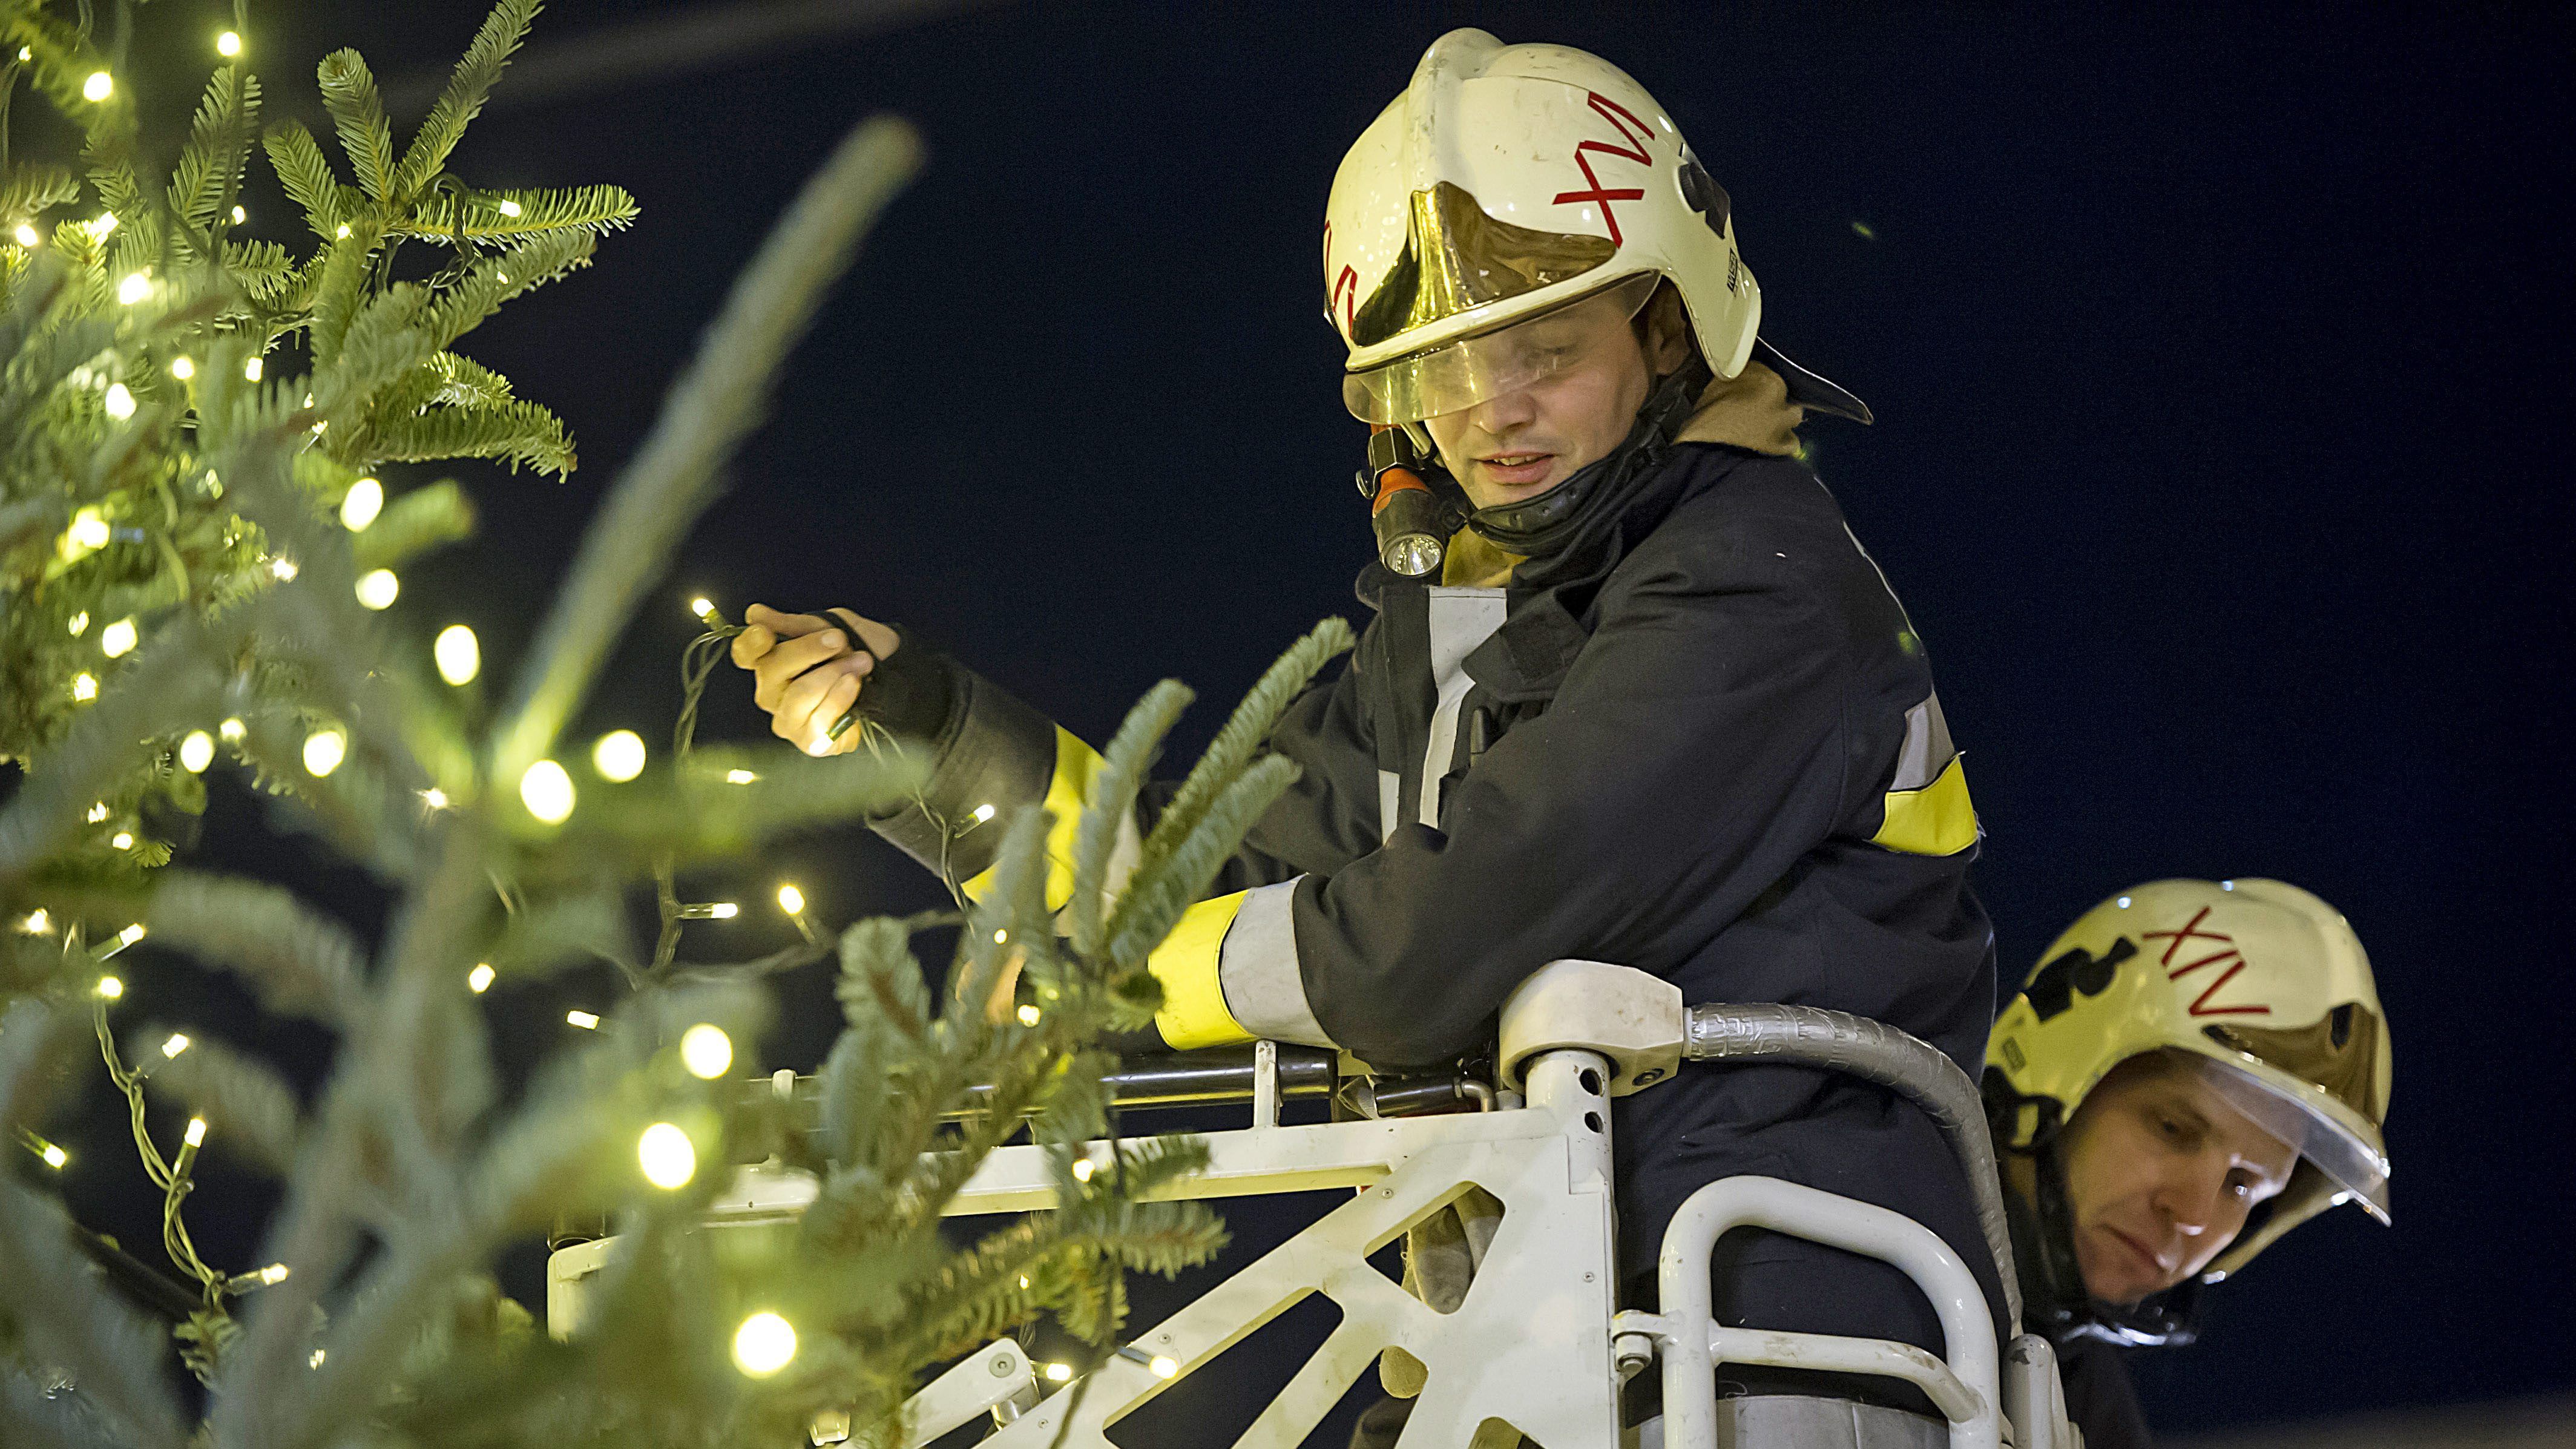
left=0, top=4, right=1352, bottom=1446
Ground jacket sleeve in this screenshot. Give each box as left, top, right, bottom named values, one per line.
left=1175, top=490, right=1928, bottom=1065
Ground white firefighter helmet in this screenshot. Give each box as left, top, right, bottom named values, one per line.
left=1988, top=878, right=2393, bottom=1280
left=1324, top=29, right=1773, bottom=425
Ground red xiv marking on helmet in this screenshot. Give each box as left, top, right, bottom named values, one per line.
left=2145, top=908, right=2273, bottom=1018
left=1552, top=93, right=1656, bottom=246
left=1323, top=223, right=1360, bottom=337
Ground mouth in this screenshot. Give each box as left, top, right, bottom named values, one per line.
left=1474, top=451, right=1556, bottom=487
left=2104, top=1226, right=2171, bottom=1278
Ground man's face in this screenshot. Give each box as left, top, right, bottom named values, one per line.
left=2056, top=1054, right=2301, bottom=1305
left=1422, top=288, right=1685, bottom=510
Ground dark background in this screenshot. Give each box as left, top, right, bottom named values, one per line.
left=48, top=1, right=2573, bottom=1441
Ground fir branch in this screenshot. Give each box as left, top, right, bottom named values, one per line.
left=0, top=161, right=80, bottom=218
left=1129, top=617, right=1352, bottom=890
left=261, top=120, right=351, bottom=241
left=350, top=478, right=475, bottom=572
left=141, top=870, right=367, bottom=1027
left=417, top=234, right=593, bottom=352
left=395, top=183, right=639, bottom=243
left=363, top=396, right=570, bottom=477
left=315, top=49, right=397, bottom=206
left=1108, top=754, right=1300, bottom=971
left=393, top=0, right=542, bottom=199
left=0, top=1178, right=189, bottom=1449
left=133, top=1027, right=304, bottom=1176
left=1068, top=679, right=1191, bottom=959
left=165, top=68, right=260, bottom=238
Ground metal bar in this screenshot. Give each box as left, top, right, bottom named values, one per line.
left=1706, top=1326, right=1980, bottom=1424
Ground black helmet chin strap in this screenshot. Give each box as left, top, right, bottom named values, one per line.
left=1462, top=359, right=1709, bottom=558
left=1987, top=1075, right=2205, bottom=1350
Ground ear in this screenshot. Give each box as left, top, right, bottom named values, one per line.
left=1644, top=286, right=1696, bottom=373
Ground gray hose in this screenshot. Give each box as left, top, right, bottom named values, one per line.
left=1683, top=1002, right=2022, bottom=1327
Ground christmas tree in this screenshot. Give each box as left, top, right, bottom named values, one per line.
left=1, top=3, right=1340, bottom=1442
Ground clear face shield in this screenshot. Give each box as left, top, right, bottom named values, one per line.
left=2182, top=1053, right=2391, bottom=1222
left=1341, top=272, right=1661, bottom=426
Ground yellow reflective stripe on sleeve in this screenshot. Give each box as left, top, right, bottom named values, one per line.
left=959, top=727, right=1105, bottom=909
left=1870, top=753, right=1979, bottom=856
left=1147, top=892, right=1254, bottom=1050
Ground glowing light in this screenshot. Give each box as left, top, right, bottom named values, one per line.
left=519, top=760, right=575, bottom=823
left=309, top=1350, right=326, bottom=1368
left=303, top=728, right=346, bottom=777
left=219, top=717, right=245, bottom=741
left=708, top=902, right=741, bottom=921
left=41, top=1142, right=67, bottom=1169
left=162, top=1033, right=192, bottom=1059
left=419, top=787, right=449, bottom=810
left=110, top=831, right=135, bottom=850
left=433, top=624, right=480, bottom=685
left=565, top=1010, right=600, bottom=1030
left=183, top=1117, right=208, bottom=1147
left=96, top=975, right=123, bottom=999
left=496, top=199, right=523, bottom=217
left=170, top=356, right=194, bottom=380
left=82, top=71, right=112, bottom=102
left=70, top=612, right=90, bottom=636
left=637, top=1122, right=695, bottom=1189
left=1147, top=1354, right=1179, bottom=1380
left=87, top=801, right=110, bottom=823
left=71, top=672, right=98, bottom=702
left=971, top=803, right=997, bottom=824
left=100, top=617, right=137, bottom=657
left=243, top=356, right=261, bottom=381
left=231, top=204, right=246, bottom=225
left=993, top=929, right=1008, bottom=945
left=355, top=568, right=399, bottom=609
left=116, top=271, right=151, bottom=305
left=268, top=556, right=297, bottom=580
left=1071, top=1158, right=1095, bottom=1183
left=67, top=508, right=110, bottom=551
left=13, top=222, right=38, bottom=247
left=467, top=963, right=494, bottom=993
left=591, top=729, right=646, bottom=782
left=334, top=223, right=350, bottom=239
left=257, top=1263, right=288, bottom=1285
left=216, top=30, right=242, bottom=57
left=775, top=884, right=805, bottom=915
left=1043, top=1361, right=1073, bottom=1383
left=724, top=768, right=758, bottom=785
left=731, top=1312, right=797, bottom=1376
left=688, top=596, right=715, bottom=619
left=339, top=476, right=382, bottom=530
left=179, top=731, right=214, bottom=772
left=1017, top=1004, right=1043, bottom=1027
left=102, top=383, right=135, bottom=419
left=680, top=1024, right=733, bottom=1080
left=20, top=910, right=52, bottom=934
left=91, top=212, right=116, bottom=237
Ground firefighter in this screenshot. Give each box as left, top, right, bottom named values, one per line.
left=1986, top=878, right=2396, bottom=1448
left=737, top=28, right=1999, bottom=1431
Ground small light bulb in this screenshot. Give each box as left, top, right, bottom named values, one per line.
left=91, top=212, right=116, bottom=237
left=565, top=1010, right=600, bottom=1030
left=100, top=616, right=137, bottom=657
left=308, top=1349, right=326, bottom=1368
left=97, top=975, right=123, bottom=999
left=724, top=768, right=758, bottom=784
left=971, top=803, right=997, bottom=824
left=775, top=884, right=805, bottom=915
left=680, top=1024, right=733, bottom=1079
left=183, top=1117, right=208, bottom=1147
left=10, top=222, right=35, bottom=247
left=231, top=203, right=247, bottom=225
left=303, top=728, right=346, bottom=777
left=258, top=1263, right=289, bottom=1284
left=1043, top=1361, right=1073, bottom=1384
left=70, top=611, right=90, bottom=636
left=709, top=902, right=740, bottom=920
left=591, top=729, right=646, bottom=782
left=993, top=928, right=1008, bottom=945
left=243, top=356, right=262, bottom=381
left=87, top=801, right=110, bottom=823
left=1071, top=1157, right=1096, bottom=1183
left=179, top=731, right=214, bottom=772
left=216, top=30, right=242, bottom=57
left=72, top=672, right=98, bottom=701
left=68, top=508, right=110, bottom=551
left=339, top=476, right=382, bottom=530
left=466, top=963, right=494, bottom=993
left=355, top=568, right=399, bottom=609
left=162, top=1033, right=192, bottom=1059
left=41, top=1143, right=67, bottom=1169
left=219, top=717, right=245, bottom=741
left=170, top=356, right=195, bottom=380
left=419, top=787, right=449, bottom=810
left=334, top=223, right=350, bottom=240
left=117, top=924, right=145, bottom=947
left=102, top=383, right=135, bottom=419
left=22, top=910, right=53, bottom=934
left=732, top=1312, right=797, bottom=1376
left=1149, top=1355, right=1178, bottom=1380
left=110, top=831, right=135, bottom=850
left=433, top=624, right=480, bottom=686
left=688, top=596, right=715, bottom=619
left=116, top=272, right=150, bottom=305
left=268, top=556, right=296, bottom=580
left=519, top=760, right=575, bottom=823
left=83, top=71, right=112, bottom=102
left=637, top=1122, right=695, bottom=1189
left=496, top=199, right=523, bottom=218
left=1017, top=1004, right=1043, bottom=1027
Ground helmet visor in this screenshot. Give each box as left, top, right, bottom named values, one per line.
left=1342, top=273, right=1660, bottom=424
left=2184, top=1053, right=2391, bottom=1222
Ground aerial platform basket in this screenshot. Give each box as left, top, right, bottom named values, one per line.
left=550, top=962, right=2077, bottom=1449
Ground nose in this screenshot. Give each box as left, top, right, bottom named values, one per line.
left=1467, top=386, right=1538, bottom=435
left=2154, top=1157, right=2230, bottom=1238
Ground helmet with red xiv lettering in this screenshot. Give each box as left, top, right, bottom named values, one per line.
left=1324, top=30, right=1857, bottom=426
left=1989, top=878, right=2394, bottom=1282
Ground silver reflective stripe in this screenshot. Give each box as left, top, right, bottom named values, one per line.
left=1420, top=587, right=1507, bottom=827
left=1377, top=769, right=1402, bottom=845
left=1217, top=878, right=1330, bottom=1046
left=1890, top=692, right=1957, bottom=792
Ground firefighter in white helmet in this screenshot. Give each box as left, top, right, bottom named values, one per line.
left=1986, top=879, right=2396, bottom=1448
left=738, top=28, right=1986, bottom=1437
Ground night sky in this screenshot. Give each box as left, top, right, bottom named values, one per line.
left=50, top=2, right=2573, bottom=1441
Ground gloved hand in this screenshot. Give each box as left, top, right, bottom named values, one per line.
left=729, top=603, right=902, bottom=756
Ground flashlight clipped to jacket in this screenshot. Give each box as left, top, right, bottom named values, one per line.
left=1362, top=424, right=1455, bottom=578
